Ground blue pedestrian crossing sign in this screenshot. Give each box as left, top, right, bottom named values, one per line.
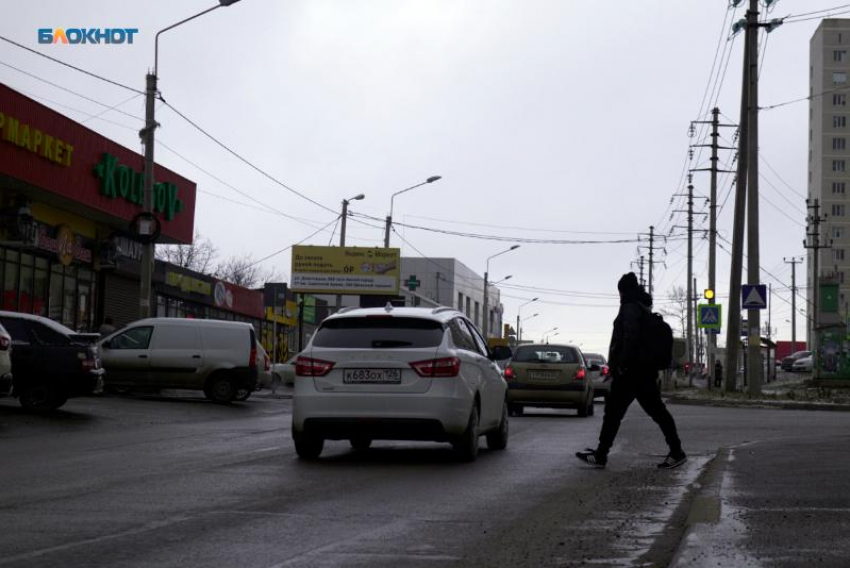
left=742, top=284, right=767, bottom=310
left=697, top=304, right=722, bottom=330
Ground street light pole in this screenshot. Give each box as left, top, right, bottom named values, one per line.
left=140, top=0, right=242, bottom=319
left=519, top=313, right=539, bottom=342
left=384, top=176, right=441, bottom=247
left=336, top=193, right=365, bottom=313
left=516, top=297, right=538, bottom=343
left=483, top=245, right=519, bottom=337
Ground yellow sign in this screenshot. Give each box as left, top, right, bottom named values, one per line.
left=166, top=272, right=213, bottom=296
left=0, top=111, right=74, bottom=167
left=291, top=245, right=400, bottom=295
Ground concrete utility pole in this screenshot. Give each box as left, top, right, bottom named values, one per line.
left=804, top=199, right=830, bottom=356
left=639, top=256, right=646, bottom=287
left=337, top=194, right=365, bottom=313
left=745, top=0, right=763, bottom=397
left=638, top=226, right=665, bottom=299
left=648, top=226, right=654, bottom=297
left=724, top=9, right=752, bottom=394
left=784, top=256, right=803, bottom=347
left=673, top=181, right=697, bottom=380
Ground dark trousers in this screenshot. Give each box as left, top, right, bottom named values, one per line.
left=597, top=369, right=682, bottom=458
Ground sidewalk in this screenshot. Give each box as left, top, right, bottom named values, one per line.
left=663, top=371, right=850, bottom=411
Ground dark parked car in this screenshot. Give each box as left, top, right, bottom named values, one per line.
left=781, top=350, right=811, bottom=371
left=0, top=311, right=103, bottom=411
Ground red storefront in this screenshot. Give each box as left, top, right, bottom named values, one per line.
left=0, top=83, right=196, bottom=330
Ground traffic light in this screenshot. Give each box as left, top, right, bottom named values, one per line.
left=704, top=289, right=715, bottom=300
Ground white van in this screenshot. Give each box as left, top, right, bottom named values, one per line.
left=99, top=318, right=258, bottom=403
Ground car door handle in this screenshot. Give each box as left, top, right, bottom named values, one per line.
left=192, top=355, right=201, bottom=359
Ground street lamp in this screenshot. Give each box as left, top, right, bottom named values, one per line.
left=517, top=297, right=538, bottom=343
left=384, top=176, right=442, bottom=247
left=139, top=0, right=243, bottom=318
left=541, top=326, right=558, bottom=342
left=336, top=193, right=366, bottom=312
left=492, top=275, right=512, bottom=286
left=545, top=331, right=560, bottom=344
left=483, top=245, right=520, bottom=338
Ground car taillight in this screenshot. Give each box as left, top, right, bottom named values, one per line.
left=504, top=366, right=516, bottom=381
left=574, top=367, right=586, bottom=381
left=295, top=356, right=335, bottom=377
left=0, top=336, right=9, bottom=351
left=409, top=357, right=461, bottom=378
left=250, top=344, right=258, bottom=368
left=601, top=365, right=609, bottom=376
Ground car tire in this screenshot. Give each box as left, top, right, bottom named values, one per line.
left=234, top=388, right=251, bottom=402
left=350, top=437, right=372, bottom=451
left=508, top=404, right=524, bottom=417
left=486, top=402, right=509, bottom=451
left=453, top=405, right=479, bottom=462
left=293, top=431, right=324, bottom=460
left=205, top=374, right=236, bottom=404
left=18, top=383, right=67, bottom=412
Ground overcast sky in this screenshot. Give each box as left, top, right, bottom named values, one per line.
left=2, top=1, right=842, bottom=353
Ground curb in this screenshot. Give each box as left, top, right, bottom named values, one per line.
left=665, top=396, right=850, bottom=412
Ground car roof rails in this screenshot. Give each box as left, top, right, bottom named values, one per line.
left=431, top=307, right=456, bottom=315
left=336, top=306, right=359, bottom=315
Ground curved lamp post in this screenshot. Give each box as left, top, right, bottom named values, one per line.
left=384, top=176, right=442, bottom=247
left=483, top=245, right=519, bottom=337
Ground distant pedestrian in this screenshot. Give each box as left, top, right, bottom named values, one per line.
left=576, top=272, right=686, bottom=469
left=98, top=317, right=116, bottom=336
left=714, top=359, right=723, bottom=388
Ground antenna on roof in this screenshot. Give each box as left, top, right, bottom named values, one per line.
left=385, top=302, right=394, bottom=312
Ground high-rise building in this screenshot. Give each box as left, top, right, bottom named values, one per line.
left=808, top=19, right=850, bottom=342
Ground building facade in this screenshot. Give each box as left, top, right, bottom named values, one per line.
left=809, top=19, right=850, bottom=342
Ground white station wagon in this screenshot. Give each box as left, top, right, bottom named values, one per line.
left=292, top=305, right=513, bottom=461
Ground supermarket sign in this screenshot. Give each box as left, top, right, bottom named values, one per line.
left=290, top=246, right=400, bottom=295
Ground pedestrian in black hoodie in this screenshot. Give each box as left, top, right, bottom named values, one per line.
left=576, top=272, right=686, bottom=469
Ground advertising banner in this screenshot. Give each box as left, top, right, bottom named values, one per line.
left=291, top=246, right=400, bottom=295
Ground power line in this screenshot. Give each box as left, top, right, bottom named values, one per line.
left=401, top=214, right=639, bottom=236
left=244, top=217, right=341, bottom=269
left=0, top=34, right=143, bottom=94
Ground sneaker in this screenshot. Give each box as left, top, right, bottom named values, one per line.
left=576, top=449, right=607, bottom=468
left=657, top=452, right=687, bottom=469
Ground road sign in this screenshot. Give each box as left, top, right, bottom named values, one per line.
left=697, top=304, right=722, bottom=330
left=742, top=284, right=767, bottom=309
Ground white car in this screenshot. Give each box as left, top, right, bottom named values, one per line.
left=292, top=306, right=513, bottom=461
left=0, top=321, right=11, bottom=396
left=792, top=355, right=813, bottom=372
left=271, top=355, right=298, bottom=388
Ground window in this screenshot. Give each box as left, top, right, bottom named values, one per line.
left=833, top=160, right=846, bottom=172
left=462, top=319, right=489, bottom=356
left=474, top=301, right=480, bottom=328
left=835, top=94, right=847, bottom=106
left=834, top=249, right=845, bottom=262
left=109, top=326, right=154, bottom=350
left=28, top=321, right=69, bottom=345
left=841, top=272, right=846, bottom=284
left=833, top=204, right=846, bottom=217
left=3, top=250, right=19, bottom=311
left=836, top=50, right=848, bottom=62
left=457, top=292, right=463, bottom=312
left=512, top=346, right=580, bottom=364
left=0, top=317, right=29, bottom=342
left=834, top=116, right=847, bottom=128
left=834, top=72, right=847, bottom=84
left=465, top=297, right=471, bottom=318
left=312, top=317, right=444, bottom=349
left=835, top=137, right=847, bottom=150
left=834, top=182, right=846, bottom=194
left=448, top=318, right=477, bottom=352
left=835, top=227, right=845, bottom=239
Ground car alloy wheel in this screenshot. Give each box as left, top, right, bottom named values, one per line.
left=486, top=402, right=509, bottom=451
left=453, top=405, right=479, bottom=462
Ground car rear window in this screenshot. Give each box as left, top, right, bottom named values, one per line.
left=513, top=346, right=580, bottom=364
left=313, top=317, right=445, bottom=349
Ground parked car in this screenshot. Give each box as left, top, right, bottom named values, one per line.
left=292, top=306, right=512, bottom=461
left=781, top=350, right=811, bottom=371
left=792, top=355, right=813, bottom=372
left=99, top=318, right=257, bottom=404
left=0, top=311, right=102, bottom=411
left=272, top=354, right=298, bottom=388
left=504, top=343, right=594, bottom=417
left=583, top=352, right=611, bottom=399
left=0, top=321, right=12, bottom=397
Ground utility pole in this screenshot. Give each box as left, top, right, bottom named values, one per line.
left=745, top=0, right=763, bottom=397
left=804, top=199, right=830, bottom=357
left=638, top=226, right=665, bottom=299
left=724, top=8, right=752, bottom=394
left=784, top=257, right=803, bottom=347
left=673, top=181, right=702, bottom=381
left=139, top=72, right=157, bottom=319
left=648, top=226, right=654, bottom=296
left=639, top=256, right=646, bottom=287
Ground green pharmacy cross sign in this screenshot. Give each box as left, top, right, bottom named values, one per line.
left=404, top=275, right=421, bottom=291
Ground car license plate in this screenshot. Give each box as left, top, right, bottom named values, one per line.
left=343, top=368, right=402, bottom=384
left=528, top=371, right=558, bottom=381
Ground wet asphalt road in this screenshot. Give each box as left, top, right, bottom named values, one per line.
left=1, top=392, right=849, bottom=567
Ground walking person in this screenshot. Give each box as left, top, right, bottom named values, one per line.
left=576, top=272, right=686, bottom=469
left=714, top=359, right=723, bottom=388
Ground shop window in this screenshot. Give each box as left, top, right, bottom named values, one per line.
left=18, top=254, right=33, bottom=313
left=62, top=265, right=77, bottom=329
left=49, top=263, right=63, bottom=321
left=78, top=268, right=92, bottom=332
left=157, top=295, right=167, bottom=317
left=33, top=258, right=48, bottom=316
left=3, top=249, right=19, bottom=311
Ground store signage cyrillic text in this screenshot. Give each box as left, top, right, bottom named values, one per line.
left=93, top=153, right=185, bottom=220
left=0, top=110, right=74, bottom=167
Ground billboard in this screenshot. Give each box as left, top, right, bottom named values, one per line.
left=291, top=246, right=400, bottom=295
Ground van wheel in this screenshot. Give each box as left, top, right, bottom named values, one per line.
left=206, top=374, right=236, bottom=404
left=234, top=388, right=251, bottom=402
left=293, top=431, right=324, bottom=459
left=19, top=384, right=67, bottom=412
left=452, top=406, right=479, bottom=462
left=486, top=402, right=509, bottom=451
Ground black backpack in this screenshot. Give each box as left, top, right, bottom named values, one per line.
left=641, top=310, right=674, bottom=370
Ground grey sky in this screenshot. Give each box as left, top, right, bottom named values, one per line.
left=1, top=1, right=836, bottom=352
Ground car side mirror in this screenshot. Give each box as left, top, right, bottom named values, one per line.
left=490, top=345, right=512, bottom=361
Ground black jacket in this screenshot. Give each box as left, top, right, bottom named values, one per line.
left=608, top=288, right=652, bottom=373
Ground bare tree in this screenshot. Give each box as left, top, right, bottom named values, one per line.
left=156, top=231, right=218, bottom=274
left=659, top=285, right=688, bottom=338
left=215, top=255, right=280, bottom=289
